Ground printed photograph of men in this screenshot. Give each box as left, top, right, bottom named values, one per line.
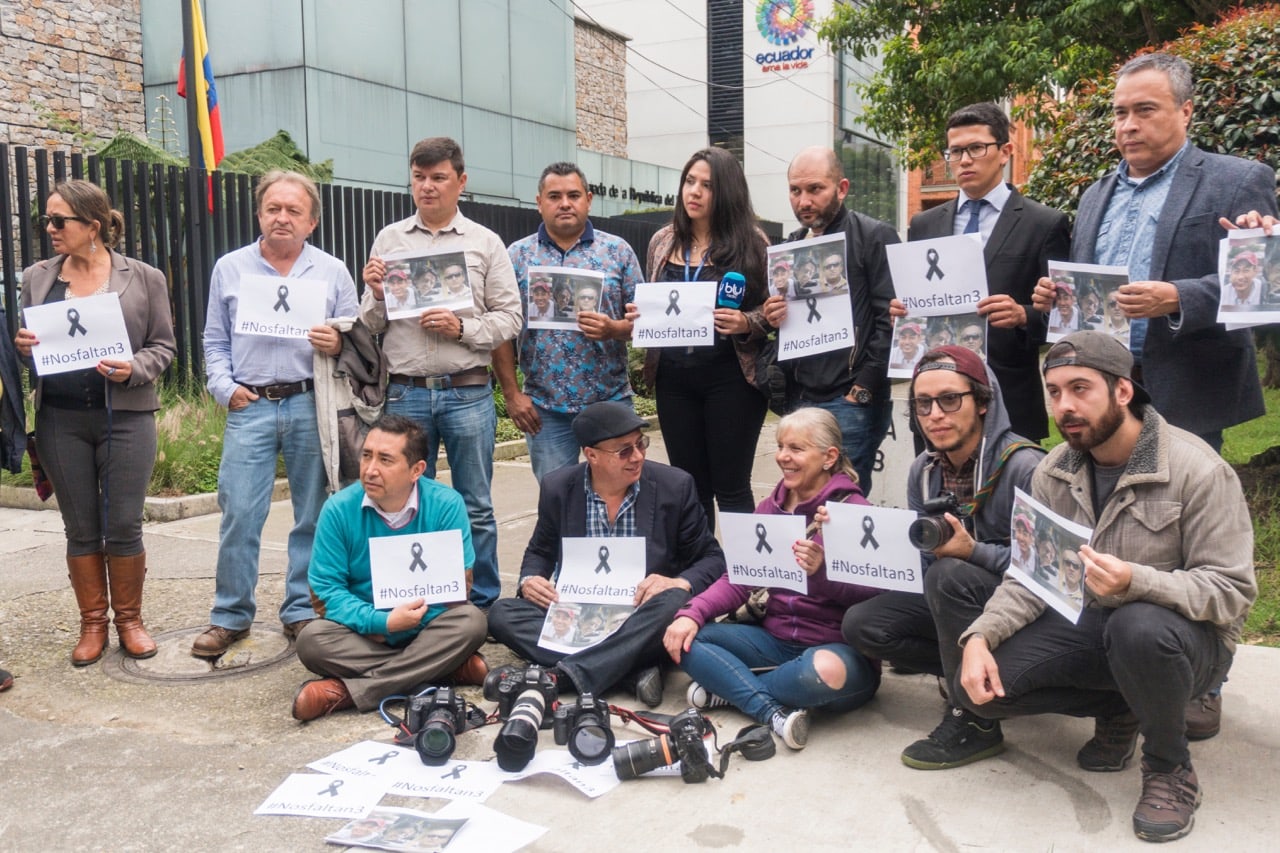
left=526, top=269, right=606, bottom=331
left=1222, top=247, right=1264, bottom=309
left=537, top=600, right=633, bottom=653
left=381, top=250, right=471, bottom=319
left=888, top=319, right=925, bottom=374
left=1008, top=489, right=1091, bottom=622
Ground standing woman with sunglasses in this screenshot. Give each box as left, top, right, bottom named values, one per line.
left=14, top=180, right=176, bottom=665
left=632, top=147, right=770, bottom=531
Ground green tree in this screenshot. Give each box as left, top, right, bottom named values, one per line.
left=818, top=0, right=1238, bottom=168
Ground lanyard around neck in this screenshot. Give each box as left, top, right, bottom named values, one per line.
left=682, top=246, right=708, bottom=283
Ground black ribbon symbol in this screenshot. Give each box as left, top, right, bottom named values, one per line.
left=571, top=761, right=583, bottom=770
left=925, top=249, right=944, bottom=280
left=666, top=289, right=681, bottom=316
left=409, top=542, right=427, bottom=572
left=754, top=523, right=772, bottom=554
left=66, top=308, right=88, bottom=337
left=595, top=545, right=611, bottom=574
left=805, top=297, right=821, bottom=323
left=860, top=516, right=880, bottom=550
left=274, top=285, right=291, bottom=312
left=319, top=779, right=344, bottom=797
left=369, top=750, right=399, bottom=765
left=441, top=766, right=466, bottom=780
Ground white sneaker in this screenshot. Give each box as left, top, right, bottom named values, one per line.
left=772, top=709, right=810, bottom=750
left=686, top=681, right=732, bottom=709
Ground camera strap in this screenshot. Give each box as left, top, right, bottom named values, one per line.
left=964, top=440, right=1040, bottom=516
left=715, top=724, right=776, bottom=776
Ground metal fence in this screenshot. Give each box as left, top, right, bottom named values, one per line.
left=1, top=144, right=664, bottom=381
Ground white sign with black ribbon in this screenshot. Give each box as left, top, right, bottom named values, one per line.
left=631, top=282, right=716, bottom=348
left=253, top=772, right=386, bottom=820
left=233, top=273, right=327, bottom=338
left=770, top=233, right=855, bottom=361
left=718, top=512, right=809, bottom=594
left=822, top=502, right=923, bottom=593
left=23, top=292, right=133, bottom=376
left=388, top=757, right=506, bottom=802
left=886, top=234, right=987, bottom=316
left=367, top=529, right=467, bottom=609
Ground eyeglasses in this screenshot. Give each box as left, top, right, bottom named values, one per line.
left=444, top=271, right=465, bottom=280
left=961, top=333, right=982, bottom=342
left=39, top=214, right=90, bottom=229
left=823, top=261, right=842, bottom=270
left=1063, top=559, right=1084, bottom=571
left=941, top=142, right=1001, bottom=162
left=909, top=391, right=973, bottom=416
left=594, top=434, right=650, bottom=460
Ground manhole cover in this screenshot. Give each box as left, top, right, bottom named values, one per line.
left=101, top=622, right=297, bottom=684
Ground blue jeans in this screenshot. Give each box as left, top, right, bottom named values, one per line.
left=802, top=396, right=892, bottom=498
left=679, top=622, right=879, bottom=725
left=525, top=406, right=581, bottom=482
left=210, top=392, right=326, bottom=630
left=386, top=381, right=500, bottom=608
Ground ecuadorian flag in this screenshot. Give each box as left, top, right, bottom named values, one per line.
left=177, top=0, right=224, bottom=173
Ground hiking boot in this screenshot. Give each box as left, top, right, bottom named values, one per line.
left=901, top=706, right=1004, bottom=770
left=1185, top=692, right=1221, bottom=741
left=1077, top=711, right=1141, bottom=772
left=687, top=681, right=732, bottom=710
left=772, top=708, right=810, bottom=750
left=1132, top=761, right=1201, bottom=843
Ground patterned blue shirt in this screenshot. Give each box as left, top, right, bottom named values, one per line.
left=584, top=468, right=640, bottom=537
left=508, top=222, right=643, bottom=413
left=1094, top=142, right=1191, bottom=362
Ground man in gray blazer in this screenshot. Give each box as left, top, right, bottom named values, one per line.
left=909, top=103, right=1070, bottom=441
left=1034, top=53, right=1276, bottom=452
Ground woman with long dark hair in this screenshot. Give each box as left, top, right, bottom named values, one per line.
left=14, top=180, right=176, bottom=666
left=633, top=147, right=770, bottom=529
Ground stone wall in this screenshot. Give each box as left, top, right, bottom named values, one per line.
left=0, top=0, right=145, bottom=148
left=574, top=19, right=627, bottom=158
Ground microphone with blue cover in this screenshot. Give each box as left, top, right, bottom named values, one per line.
left=716, top=272, right=746, bottom=309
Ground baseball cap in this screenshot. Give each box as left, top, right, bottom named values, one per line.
left=913, top=345, right=988, bottom=387
left=1231, top=251, right=1260, bottom=267
left=572, top=401, right=649, bottom=448
left=1043, top=330, right=1151, bottom=405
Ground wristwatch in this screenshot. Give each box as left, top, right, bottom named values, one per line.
left=851, top=387, right=872, bottom=405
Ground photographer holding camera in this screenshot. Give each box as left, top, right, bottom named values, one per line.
left=841, top=346, right=1043, bottom=768
left=290, top=415, right=489, bottom=722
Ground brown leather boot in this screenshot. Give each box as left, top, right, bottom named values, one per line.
left=107, top=552, right=157, bottom=659
left=67, top=553, right=110, bottom=666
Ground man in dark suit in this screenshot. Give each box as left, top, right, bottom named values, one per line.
left=909, top=103, right=1070, bottom=441
left=1034, top=52, right=1276, bottom=452
left=487, top=401, right=725, bottom=707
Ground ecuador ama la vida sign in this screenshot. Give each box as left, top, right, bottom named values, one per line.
left=753, top=0, right=817, bottom=74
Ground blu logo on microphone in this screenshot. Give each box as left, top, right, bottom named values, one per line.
left=716, top=272, right=746, bottom=309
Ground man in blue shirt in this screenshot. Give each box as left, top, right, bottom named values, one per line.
left=494, top=162, right=644, bottom=481
left=193, top=170, right=360, bottom=658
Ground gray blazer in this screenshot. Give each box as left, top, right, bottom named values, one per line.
left=1073, top=146, right=1276, bottom=435
left=20, top=250, right=177, bottom=411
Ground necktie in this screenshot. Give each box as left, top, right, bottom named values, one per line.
left=963, top=198, right=985, bottom=234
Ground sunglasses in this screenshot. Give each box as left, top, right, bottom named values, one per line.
left=909, top=391, right=973, bottom=416
left=594, top=434, right=650, bottom=461
left=1063, top=559, right=1084, bottom=571
left=40, top=214, right=90, bottom=229
left=961, top=333, right=982, bottom=342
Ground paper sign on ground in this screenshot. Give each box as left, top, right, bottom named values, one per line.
left=768, top=234, right=855, bottom=360
left=381, top=248, right=472, bottom=319
left=1217, top=229, right=1280, bottom=327
left=1006, top=487, right=1093, bottom=624
left=387, top=758, right=505, bottom=802
left=1045, top=261, right=1129, bottom=343
left=822, top=502, right=922, bottom=593
left=718, top=512, right=808, bottom=594
left=233, top=273, right=326, bottom=338
left=886, top=234, right=987, bottom=315
left=325, top=806, right=467, bottom=852
left=307, top=740, right=417, bottom=783
left=631, top=281, right=715, bottom=347
left=526, top=266, right=605, bottom=332
left=254, top=772, right=386, bottom=819
left=495, top=748, right=622, bottom=799
left=368, top=530, right=467, bottom=609
left=432, top=801, right=547, bottom=853
left=23, top=292, right=133, bottom=376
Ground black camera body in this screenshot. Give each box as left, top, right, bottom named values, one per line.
left=483, top=665, right=559, bottom=726
left=553, top=693, right=615, bottom=765
left=407, top=686, right=470, bottom=766
left=908, top=491, right=972, bottom=551
left=483, top=665, right=560, bottom=772
left=613, top=707, right=715, bottom=783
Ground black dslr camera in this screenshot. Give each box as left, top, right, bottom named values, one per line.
left=908, top=491, right=972, bottom=551
left=612, top=707, right=715, bottom=784
left=553, top=693, right=615, bottom=765
left=406, top=686, right=471, bottom=766
left=483, top=665, right=559, bottom=772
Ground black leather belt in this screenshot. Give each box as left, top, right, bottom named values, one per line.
left=246, top=379, right=314, bottom=400
left=389, top=368, right=490, bottom=390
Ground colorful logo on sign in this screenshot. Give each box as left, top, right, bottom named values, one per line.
left=756, top=0, right=814, bottom=46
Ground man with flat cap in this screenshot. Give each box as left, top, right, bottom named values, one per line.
left=486, top=401, right=726, bottom=707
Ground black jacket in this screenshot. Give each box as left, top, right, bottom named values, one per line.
left=0, top=307, right=27, bottom=473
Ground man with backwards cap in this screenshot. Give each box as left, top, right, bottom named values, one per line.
left=842, top=345, right=1043, bottom=768
left=486, top=401, right=726, bottom=707
left=933, top=330, right=1256, bottom=843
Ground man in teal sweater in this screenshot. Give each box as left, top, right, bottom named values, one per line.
left=292, top=414, right=488, bottom=721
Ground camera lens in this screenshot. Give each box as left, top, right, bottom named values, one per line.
left=415, top=723, right=456, bottom=766
left=611, top=734, right=675, bottom=780
left=493, top=689, right=548, bottom=772
left=908, top=516, right=953, bottom=551
left=568, top=718, right=616, bottom=766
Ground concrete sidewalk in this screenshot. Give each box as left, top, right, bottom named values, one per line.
left=1, top=427, right=1277, bottom=851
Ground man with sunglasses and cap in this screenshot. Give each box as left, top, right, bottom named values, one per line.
left=487, top=401, right=725, bottom=707
left=842, top=345, right=1043, bottom=768
left=933, top=330, right=1255, bottom=843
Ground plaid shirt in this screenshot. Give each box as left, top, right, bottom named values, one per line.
left=937, top=451, right=977, bottom=509
left=584, top=470, right=640, bottom=537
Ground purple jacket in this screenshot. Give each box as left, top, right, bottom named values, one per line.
left=675, top=472, right=882, bottom=646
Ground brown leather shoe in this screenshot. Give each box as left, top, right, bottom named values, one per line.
left=1185, top=692, right=1221, bottom=741
left=292, top=677, right=354, bottom=721
left=107, top=552, right=157, bottom=659
left=1132, top=761, right=1201, bottom=842
left=191, top=625, right=250, bottom=658
left=281, top=619, right=314, bottom=642
left=68, top=553, right=110, bottom=666
left=445, top=651, right=489, bottom=686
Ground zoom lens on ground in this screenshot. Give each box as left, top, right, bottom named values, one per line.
left=493, top=689, right=548, bottom=772
left=569, top=720, right=615, bottom=765
left=415, top=723, right=456, bottom=766
left=612, top=734, right=675, bottom=780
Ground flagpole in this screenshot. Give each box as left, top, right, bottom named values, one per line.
left=180, top=0, right=201, bottom=182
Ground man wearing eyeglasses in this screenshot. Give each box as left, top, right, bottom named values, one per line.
left=487, top=401, right=726, bottom=708
left=842, top=345, right=1043, bottom=770
left=906, top=103, right=1070, bottom=442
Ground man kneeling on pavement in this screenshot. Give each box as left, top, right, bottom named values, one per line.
left=487, top=401, right=726, bottom=707
left=292, top=415, right=489, bottom=721
left=933, top=332, right=1255, bottom=843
